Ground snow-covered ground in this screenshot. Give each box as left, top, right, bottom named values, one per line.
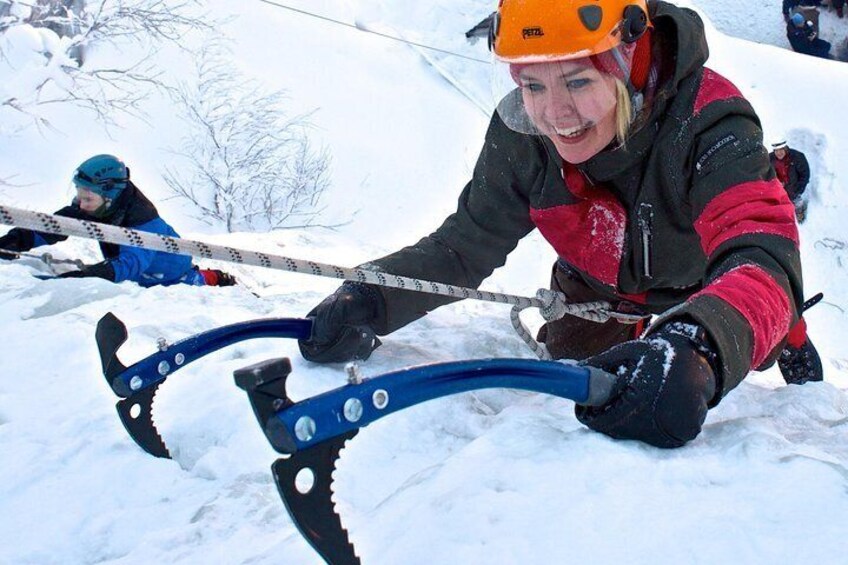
left=1, top=1, right=847, bottom=563
left=698, top=0, right=848, bottom=59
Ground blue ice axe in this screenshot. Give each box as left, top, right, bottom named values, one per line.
left=234, top=355, right=617, bottom=565
left=94, top=312, right=312, bottom=457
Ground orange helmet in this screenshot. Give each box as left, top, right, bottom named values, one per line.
left=491, top=0, right=651, bottom=63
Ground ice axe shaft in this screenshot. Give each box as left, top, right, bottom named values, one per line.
left=95, top=313, right=312, bottom=397
left=238, top=358, right=616, bottom=454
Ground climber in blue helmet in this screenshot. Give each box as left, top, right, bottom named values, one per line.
left=0, top=154, right=236, bottom=287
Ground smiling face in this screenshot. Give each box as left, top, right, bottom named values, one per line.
left=517, top=60, right=619, bottom=164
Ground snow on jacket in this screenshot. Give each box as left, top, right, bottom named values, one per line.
left=362, top=1, right=802, bottom=403
left=769, top=148, right=810, bottom=201
left=7, top=182, right=198, bottom=287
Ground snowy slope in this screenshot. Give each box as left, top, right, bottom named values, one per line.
left=1, top=1, right=848, bottom=564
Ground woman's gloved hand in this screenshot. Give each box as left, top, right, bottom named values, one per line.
left=576, top=320, right=719, bottom=448
left=298, top=282, right=384, bottom=363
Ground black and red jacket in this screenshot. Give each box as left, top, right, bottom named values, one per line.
left=366, top=2, right=802, bottom=402
left=769, top=148, right=810, bottom=201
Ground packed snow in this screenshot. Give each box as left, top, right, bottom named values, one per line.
left=1, top=1, right=848, bottom=564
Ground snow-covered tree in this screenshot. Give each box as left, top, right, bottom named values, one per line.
left=163, top=45, right=331, bottom=233
left=0, top=0, right=210, bottom=132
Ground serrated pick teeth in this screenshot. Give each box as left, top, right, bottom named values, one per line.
left=329, top=436, right=359, bottom=560
left=148, top=387, right=171, bottom=457
left=116, top=383, right=171, bottom=459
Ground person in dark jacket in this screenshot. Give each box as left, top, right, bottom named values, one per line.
left=298, top=1, right=821, bottom=448
left=0, top=154, right=235, bottom=287
left=783, top=0, right=823, bottom=21
left=786, top=12, right=832, bottom=59
left=766, top=140, right=821, bottom=383
left=769, top=140, right=811, bottom=221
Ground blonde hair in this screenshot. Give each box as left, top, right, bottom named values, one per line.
left=614, top=78, right=633, bottom=146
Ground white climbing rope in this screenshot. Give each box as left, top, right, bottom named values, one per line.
left=0, top=204, right=648, bottom=359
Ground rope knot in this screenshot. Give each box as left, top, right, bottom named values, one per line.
left=535, top=288, right=569, bottom=322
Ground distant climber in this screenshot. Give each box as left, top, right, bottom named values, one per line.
left=769, top=140, right=811, bottom=223
left=0, top=154, right=236, bottom=287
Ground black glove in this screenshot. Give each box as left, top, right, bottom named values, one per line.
left=57, top=270, right=86, bottom=278
left=214, top=270, right=237, bottom=286
left=299, top=282, right=384, bottom=363
left=0, top=231, right=30, bottom=260
left=576, top=320, right=719, bottom=448
left=0, top=248, right=17, bottom=261
left=57, top=261, right=116, bottom=281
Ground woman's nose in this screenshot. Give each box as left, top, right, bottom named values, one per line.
left=543, top=88, right=577, bottom=120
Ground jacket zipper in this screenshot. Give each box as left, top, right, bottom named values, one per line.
left=637, top=203, right=653, bottom=279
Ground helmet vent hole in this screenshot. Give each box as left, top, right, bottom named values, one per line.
left=621, top=5, right=648, bottom=43
left=578, top=5, right=603, bottom=32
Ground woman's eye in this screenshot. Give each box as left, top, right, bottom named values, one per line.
left=566, top=78, right=591, bottom=90
left=523, top=82, right=544, bottom=93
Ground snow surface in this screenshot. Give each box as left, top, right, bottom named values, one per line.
left=1, top=1, right=848, bottom=564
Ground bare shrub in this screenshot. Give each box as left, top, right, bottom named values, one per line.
left=0, top=0, right=211, bottom=131
left=163, top=45, right=332, bottom=233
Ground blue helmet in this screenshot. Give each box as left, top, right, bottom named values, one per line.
left=790, top=12, right=805, bottom=27
left=72, top=154, right=129, bottom=201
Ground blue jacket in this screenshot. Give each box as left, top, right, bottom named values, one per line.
left=7, top=182, right=203, bottom=287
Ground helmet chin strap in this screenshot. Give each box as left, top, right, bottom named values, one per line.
left=609, top=46, right=637, bottom=95
left=630, top=91, right=644, bottom=119
left=608, top=44, right=646, bottom=126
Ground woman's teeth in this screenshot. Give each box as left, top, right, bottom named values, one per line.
left=554, top=124, right=591, bottom=138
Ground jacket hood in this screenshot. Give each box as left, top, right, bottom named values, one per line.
left=650, top=1, right=710, bottom=100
